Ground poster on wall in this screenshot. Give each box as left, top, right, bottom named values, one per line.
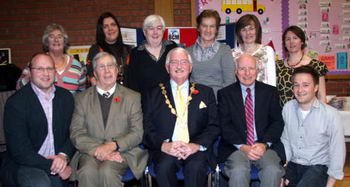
left=67, top=46, right=90, bottom=64
left=0, top=48, right=11, bottom=65
left=197, top=0, right=284, bottom=58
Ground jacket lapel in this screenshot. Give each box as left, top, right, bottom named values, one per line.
left=232, top=83, right=246, bottom=125
left=90, top=87, right=105, bottom=133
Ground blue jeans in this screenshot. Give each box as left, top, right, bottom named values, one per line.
left=285, top=162, right=328, bottom=187
left=17, top=166, right=67, bottom=187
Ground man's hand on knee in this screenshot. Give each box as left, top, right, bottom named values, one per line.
left=47, top=154, right=68, bottom=174
left=59, top=166, right=72, bottom=180
left=94, top=142, right=116, bottom=161
left=240, top=145, right=261, bottom=161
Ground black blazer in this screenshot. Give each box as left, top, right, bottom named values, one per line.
left=0, top=84, right=75, bottom=185
left=217, top=81, right=285, bottom=163
left=143, top=82, right=220, bottom=168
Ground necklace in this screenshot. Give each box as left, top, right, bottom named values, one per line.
left=243, top=44, right=259, bottom=54
left=159, top=82, right=196, bottom=116
left=287, top=52, right=304, bottom=68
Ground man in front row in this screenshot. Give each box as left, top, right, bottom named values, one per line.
left=281, top=66, right=345, bottom=187
left=143, top=47, right=220, bottom=187
left=69, top=52, right=148, bottom=187
left=218, top=54, right=285, bottom=187
left=0, top=53, right=75, bottom=187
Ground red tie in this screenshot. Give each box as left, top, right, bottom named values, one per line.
left=245, top=88, right=255, bottom=145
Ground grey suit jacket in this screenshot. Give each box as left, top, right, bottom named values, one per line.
left=70, top=84, right=148, bottom=179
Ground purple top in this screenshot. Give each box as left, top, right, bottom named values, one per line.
left=31, top=83, right=56, bottom=157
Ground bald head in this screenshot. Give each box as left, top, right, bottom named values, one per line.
left=235, top=54, right=258, bottom=87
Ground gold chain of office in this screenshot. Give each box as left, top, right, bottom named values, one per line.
left=159, top=82, right=196, bottom=116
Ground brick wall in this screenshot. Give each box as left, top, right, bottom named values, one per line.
left=173, top=0, right=192, bottom=27
left=326, top=79, right=350, bottom=96
left=0, top=0, right=155, bottom=68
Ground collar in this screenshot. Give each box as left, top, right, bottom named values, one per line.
left=96, top=83, right=117, bottom=97
left=137, top=40, right=173, bottom=51
left=170, top=79, right=189, bottom=91
left=195, top=37, right=219, bottom=49
left=31, top=82, right=55, bottom=100
left=240, top=82, right=255, bottom=92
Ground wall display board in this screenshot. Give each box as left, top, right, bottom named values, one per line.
left=197, top=0, right=350, bottom=72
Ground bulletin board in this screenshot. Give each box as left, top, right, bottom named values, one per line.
left=197, top=0, right=350, bottom=70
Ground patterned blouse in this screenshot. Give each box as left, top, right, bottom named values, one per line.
left=17, top=55, right=86, bottom=95
left=276, top=59, right=328, bottom=106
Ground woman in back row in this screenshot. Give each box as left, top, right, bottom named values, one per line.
left=276, top=25, right=327, bottom=106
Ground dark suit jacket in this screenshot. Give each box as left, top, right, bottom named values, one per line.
left=0, top=84, right=75, bottom=185
left=217, top=81, right=285, bottom=163
left=143, top=82, right=220, bottom=168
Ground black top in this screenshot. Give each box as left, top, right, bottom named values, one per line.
left=126, top=40, right=177, bottom=98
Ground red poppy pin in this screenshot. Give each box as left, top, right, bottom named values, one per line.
left=114, top=97, right=121, bottom=103
left=192, top=89, right=199, bottom=95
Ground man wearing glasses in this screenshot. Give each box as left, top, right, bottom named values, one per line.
left=1, top=53, right=75, bottom=187
left=70, top=52, right=148, bottom=187
left=143, top=47, right=220, bottom=187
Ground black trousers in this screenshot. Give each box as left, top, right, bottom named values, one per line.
left=152, top=151, right=208, bottom=187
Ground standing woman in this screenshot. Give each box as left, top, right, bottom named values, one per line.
left=17, top=24, right=86, bottom=94
left=87, top=12, right=131, bottom=86
left=277, top=25, right=327, bottom=106
left=232, top=14, right=276, bottom=86
left=126, top=15, right=177, bottom=97
left=187, top=9, right=235, bottom=97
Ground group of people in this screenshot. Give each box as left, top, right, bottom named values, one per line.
left=0, top=9, right=345, bottom=187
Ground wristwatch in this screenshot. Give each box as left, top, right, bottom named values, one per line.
left=111, top=137, right=120, bottom=151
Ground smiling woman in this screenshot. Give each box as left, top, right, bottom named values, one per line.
left=232, top=14, right=276, bottom=87
left=86, top=12, right=132, bottom=86
left=186, top=9, right=235, bottom=98
left=16, top=24, right=87, bottom=94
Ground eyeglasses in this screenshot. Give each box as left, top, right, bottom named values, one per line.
left=169, top=60, right=190, bottom=65
left=48, top=34, right=64, bottom=40
left=147, top=26, right=163, bottom=31
left=241, top=26, right=256, bottom=33
left=31, top=67, right=56, bottom=72
left=237, top=67, right=257, bottom=72
left=96, top=63, right=116, bottom=70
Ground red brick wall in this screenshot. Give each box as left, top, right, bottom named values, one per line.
left=173, top=0, right=192, bottom=27
left=326, top=79, right=350, bottom=96
left=0, top=0, right=155, bottom=68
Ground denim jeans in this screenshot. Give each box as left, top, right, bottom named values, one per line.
left=285, top=162, right=328, bottom=187
left=17, top=166, right=68, bottom=187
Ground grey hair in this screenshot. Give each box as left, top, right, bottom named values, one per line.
left=165, top=47, right=193, bottom=65
left=42, top=23, right=69, bottom=53
left=143, top=14, right=166, bottom=31
left=235, top=54, right=258, bottom=72
left=92, top=52, right=117, bottom=71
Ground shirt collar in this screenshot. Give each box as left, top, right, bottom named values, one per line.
left=96, top=83, right=116, bottom=97
left=31, top=82, right=55, bottom=100
left=170, top=79, right=189, bottom=91
left=240, top=82, right=255, bottom=92
left=195, top=37, right=219, bottom=49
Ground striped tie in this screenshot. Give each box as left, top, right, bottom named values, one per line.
left=245, top=88, right=255, bottom=145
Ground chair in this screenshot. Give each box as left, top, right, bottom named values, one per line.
left=145, top=162, right=215, bottom=187
left=214, top=162, right=260, bottom=187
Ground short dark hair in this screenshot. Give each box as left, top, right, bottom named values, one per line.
left=235, top=14, right=262, bottom=45
left=292, top=65, right=319, bottom=85
left=282, top=25, right=307, bottom=52
left=196, top=9, right=221, bottom=35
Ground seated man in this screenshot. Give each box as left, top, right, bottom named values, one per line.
left=218, top=54, right=285, bottom=187
left=143, top=47, right=220, bottom=187
left=0, top=53, right=75, bottom=187
left=70, top=52, right=148, bottom=187
left=281, top=66, right=345, bottom=187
